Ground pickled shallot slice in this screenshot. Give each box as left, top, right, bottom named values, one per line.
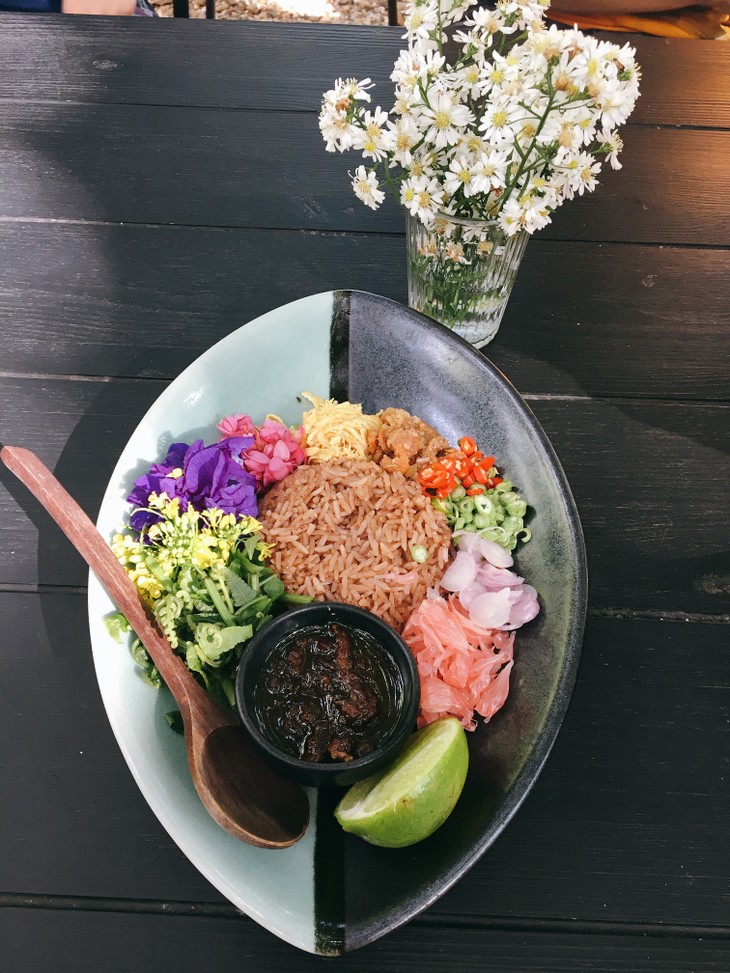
left=440, top=550, right=478, bottom=592
left=454, top=531, right=513, bottom=568
left=441, top=534, right=538, bottom=631
left=468, top=588, right=512, bottom=629
left=478, top=537, right=513, bottom=568
left=457, top=581, right=485, bottom=611
left=475, top=562, right=523, bottom=589
left=501, top=584, right=540, bottom=630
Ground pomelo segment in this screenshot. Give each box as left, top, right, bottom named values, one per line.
left=334, top=717, right=469, bottom=848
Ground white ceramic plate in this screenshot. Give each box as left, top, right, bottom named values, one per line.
left=88, top=291, right=586, bottom=955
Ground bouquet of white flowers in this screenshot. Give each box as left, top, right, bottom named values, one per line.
left=319, top=0, right=641, bottom=345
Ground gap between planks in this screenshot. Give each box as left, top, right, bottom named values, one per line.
left=1, top=892, right=729, bottom=941
left=0, top=215, right=728, bottom=251
left=1, top=372, right=729, bottom=408
left=0, top=96, right=726, bottom=134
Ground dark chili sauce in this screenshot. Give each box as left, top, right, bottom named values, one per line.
left=253, top=623, right=404, bottom=764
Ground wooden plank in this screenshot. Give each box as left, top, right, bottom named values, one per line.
left=0, top=591, right=222, bottom=904
left=0, top=379, right=728, bottom=604
left=0, top=103, right=728, bottom=245
left=0, top=17, right=727, bottom=129
left=0, top=220, right=727, bottom=401
left=530, top=397, right=730, bottom=615
left=0, top=905, right=727, bottom=970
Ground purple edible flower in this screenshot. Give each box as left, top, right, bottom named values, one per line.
left=128, top=436, right=257, bottom=531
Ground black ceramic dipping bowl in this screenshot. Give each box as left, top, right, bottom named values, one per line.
left=234, top=602, right=420, bottom=788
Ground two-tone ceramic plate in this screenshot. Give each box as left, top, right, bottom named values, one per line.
left=88, top=291, right=587, bottom=955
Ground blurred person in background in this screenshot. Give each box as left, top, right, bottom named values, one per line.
left=549, top=0, right=729, bottom=38
left=0, top=0, right=156, bottom=13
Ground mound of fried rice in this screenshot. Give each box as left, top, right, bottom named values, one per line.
left=258, top=460, right=452, bottom=630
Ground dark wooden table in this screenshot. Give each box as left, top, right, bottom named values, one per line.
left=0, top=13, right=728, bottom=971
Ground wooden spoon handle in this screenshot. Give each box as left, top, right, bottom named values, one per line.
left=1, top=445, right=195, bottom=710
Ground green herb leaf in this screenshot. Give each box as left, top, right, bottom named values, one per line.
left=104, top=612, right=131, bottom=643
left=194, top=622, right=253, bottom=666
left=261, top=574, right=285, bottom=600
left=222, top=566, right=256, bottom=608
left=220, top=677, right=236, bottom=709
left=281, top=592, right=315, bottom=605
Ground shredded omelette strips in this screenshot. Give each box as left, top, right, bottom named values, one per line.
left=300, top=391, right=381, bottom=462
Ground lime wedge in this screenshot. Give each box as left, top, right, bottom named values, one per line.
left=334, top=717, right=469, bottom=848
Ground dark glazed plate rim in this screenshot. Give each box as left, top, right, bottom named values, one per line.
left=333, top=291, right=588, bottom=952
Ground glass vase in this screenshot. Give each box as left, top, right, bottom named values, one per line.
left=405, top=210, right=529, bottom=348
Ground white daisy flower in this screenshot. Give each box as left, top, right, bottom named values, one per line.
left=557, top=150, right=601, bottom=196
left=598, top=83, right=637, bottom=128
left=318, top=106, right=358, bottom=153
left=388, top=115, right=420, bottom=166
left=403, top=1, right=439, bottom=44
left=444, top=154, right=478, bottom=198
left=451, top=61, right=484, bottom=100
left=419, top=92, right=475, bottom=150
left=403, top=174, right=444, bottom=222
left=391, top=50, right=423, bottom=89
left=351, top=166, right=385, bottom=210
left=479, top=100, right=520, bottom=145
left=600, top=130, right=624, bottom=170
left=352, top=107, right=392, bottom=161
left=473, top=147, right=510, bottom=192
left=497, top=197, right=527, bottom=235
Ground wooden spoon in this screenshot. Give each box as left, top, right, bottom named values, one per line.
left=1, top=445, right=309, bottom=849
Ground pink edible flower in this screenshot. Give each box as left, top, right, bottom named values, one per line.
left=244, top=420, right=306, bottom=488
left=217, top=413, right=256, bottom=439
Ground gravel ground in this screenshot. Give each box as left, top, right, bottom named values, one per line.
left=150, top=0, right=392, bottom=24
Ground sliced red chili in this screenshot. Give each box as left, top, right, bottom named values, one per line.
left=459, top=436, right=477, bottom=456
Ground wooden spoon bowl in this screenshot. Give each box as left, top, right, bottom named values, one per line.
left=1, top=445, right=309, bottom=849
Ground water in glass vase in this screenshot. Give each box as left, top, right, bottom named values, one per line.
left=406, top=211, right=528, bottom=348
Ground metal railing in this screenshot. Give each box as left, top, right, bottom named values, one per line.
left=172, top=0, right=216, bottom=16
